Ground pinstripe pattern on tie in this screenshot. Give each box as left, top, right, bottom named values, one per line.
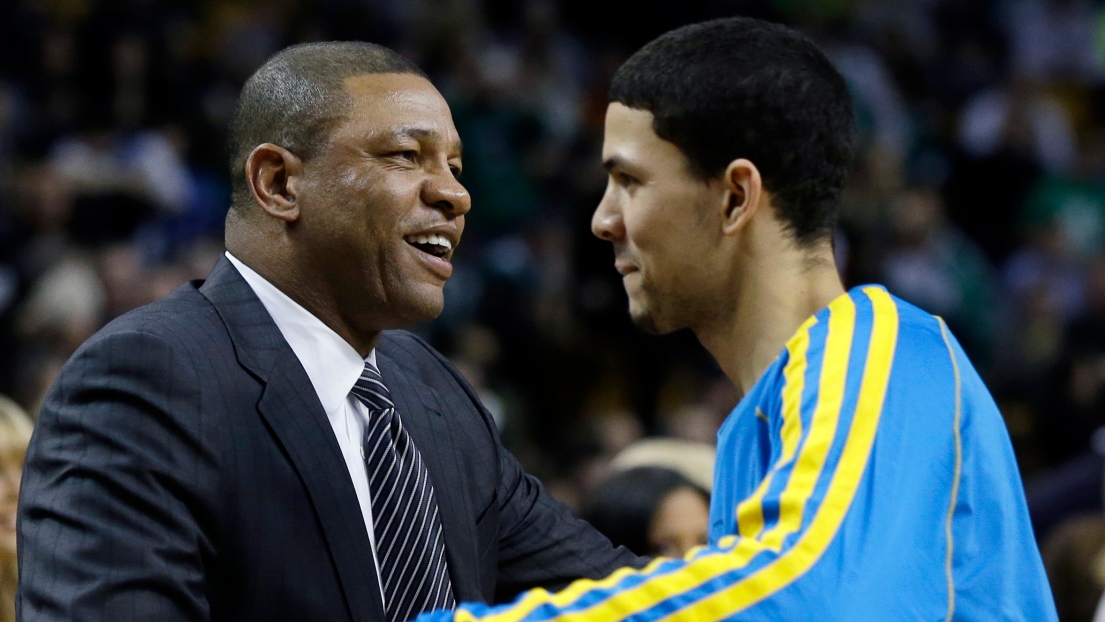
left=351, top=362, right=455, bottom=622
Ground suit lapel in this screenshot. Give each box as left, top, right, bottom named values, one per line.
left=376, top=348, right=481, bottom=604
left=200, top=257, right=384, bottom=621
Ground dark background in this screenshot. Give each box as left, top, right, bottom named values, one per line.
left=2, top=0, right=1105, bottom=616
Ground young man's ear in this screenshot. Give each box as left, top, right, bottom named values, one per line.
left=720, top=158, right=764, bottom=236
left=245, top=143, right=303, bottom=223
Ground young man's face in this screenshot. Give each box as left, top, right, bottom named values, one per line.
left=592, top=103, right=726, bottom=334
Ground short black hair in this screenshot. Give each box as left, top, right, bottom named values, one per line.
left=609, top=17, right=855, bottom=245
left=227, top=41, right=426, bottom=211
left=579, top=466, right=709, bottom=557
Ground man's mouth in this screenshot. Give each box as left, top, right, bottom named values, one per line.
left=615, top=260, right=637, bottom=276
left=404, top=233, right=454, bottom=259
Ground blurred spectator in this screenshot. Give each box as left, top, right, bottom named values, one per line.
left=827, top=37, right=912, bottom=162
left=1025, top=261, right=1105, bottom=540
left=608, top=438, right=716, bottom=493
left=659, top=402, right=727, bottom=446
left=1002, top=222, right=1085, bottom=380
left=0, top=395, right=32, bottom=622
left=580, top=466, right=710, bottom=559
left=1043, top=254, right=1105, bottom=460
left=878, top=186, right=1001, bottom=365
left=958, top=79, right=1075, bottom=175
left=998, top=0, right=1104, bottom=83
left=1043, top=513, right=1105, bottom=622
left=49, top=124, right=191, bottom=246
left=15, top=254, right=104, bottom=355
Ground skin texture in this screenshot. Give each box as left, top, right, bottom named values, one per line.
left=647, top=487, right=710, bottom=559
left=226, top=73, right=470, bottom=356
left=592, top=103, right=846, bottom=395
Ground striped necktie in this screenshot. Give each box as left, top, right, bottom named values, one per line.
left=351, top=362, right=456, bottom=622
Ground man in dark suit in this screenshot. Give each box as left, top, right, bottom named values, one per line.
left=17, top=42, right=643, bottom=622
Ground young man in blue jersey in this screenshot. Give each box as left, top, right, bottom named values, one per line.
left=416, top=17, right=1058, bottom=621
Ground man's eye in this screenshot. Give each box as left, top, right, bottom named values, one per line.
left=617, top=173, right=639, bottom=187
left=450, top=166, right=462, bottom=178
left=390, top=150, right=418, bottom=161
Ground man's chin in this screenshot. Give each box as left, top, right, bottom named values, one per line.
left=628, top=305, right=670, bottom=336
left=407, top=293, right=445, bottom=324
left=385, top=285, right=445, bottom=327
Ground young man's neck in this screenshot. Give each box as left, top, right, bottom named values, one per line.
left=697, top=243, right=845, bottom=398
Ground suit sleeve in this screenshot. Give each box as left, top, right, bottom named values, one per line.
left=491, top=441, right=647, bottom=599
left=412, top=287, right=901, bottom=622
left=18, top=329, right=217, bottom=621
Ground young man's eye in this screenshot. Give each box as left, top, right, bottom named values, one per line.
left=618, top=173, right=639, bottom=187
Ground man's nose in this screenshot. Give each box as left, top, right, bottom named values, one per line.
left=425, top=171, right=472, bottom=217
left=591, top=190, right=624, bottom=241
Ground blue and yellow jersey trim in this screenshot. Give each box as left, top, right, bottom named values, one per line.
left=416, top=287, right=901, bottom=622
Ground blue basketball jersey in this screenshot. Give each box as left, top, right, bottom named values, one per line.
left=416, top=285, right=1057, bottom=621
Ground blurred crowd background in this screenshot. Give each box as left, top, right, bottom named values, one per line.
left=2, top=0, right=1105, bottom=618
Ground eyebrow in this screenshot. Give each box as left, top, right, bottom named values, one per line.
left=602, top=156, right=625, bottom=172
left=391, top=126, right=464, bottom=156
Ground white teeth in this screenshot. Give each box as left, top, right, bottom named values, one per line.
left=404, top=233, right=454, bottom=252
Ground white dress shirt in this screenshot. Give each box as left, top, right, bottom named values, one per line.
left=225, top=252, right=384, bottom=595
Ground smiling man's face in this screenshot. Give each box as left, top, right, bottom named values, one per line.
left=292, top=72, right=469, bottom=332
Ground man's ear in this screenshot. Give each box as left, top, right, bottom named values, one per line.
left=245, top=143, right=303, bottom=223
left=720, top=158, right=764, bottom=236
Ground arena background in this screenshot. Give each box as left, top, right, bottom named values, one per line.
left=2, top=0, right=1104, bottom=618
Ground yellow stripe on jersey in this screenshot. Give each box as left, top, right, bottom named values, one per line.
left=756, top=296, right=856, bottom=551
left=462, top=536, right=776, bottom=622
left=454, top=559, right=672, bottom=622
left=674, top=286, right=900, bottom=620
left=736, top=315, right=816, bottom=539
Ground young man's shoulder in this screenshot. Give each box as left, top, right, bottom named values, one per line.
left=854, top=286, right=959, bottom=366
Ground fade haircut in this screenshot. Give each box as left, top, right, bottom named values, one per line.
left=609, top=17, right=856, bottom=246
left=227, top=41, right=427, bottom=211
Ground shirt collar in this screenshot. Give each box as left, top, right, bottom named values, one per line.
left=225, top=252, right=375, bottom=416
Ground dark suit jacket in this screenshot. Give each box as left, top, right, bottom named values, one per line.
left=17, top=257, right=643, bottom=621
